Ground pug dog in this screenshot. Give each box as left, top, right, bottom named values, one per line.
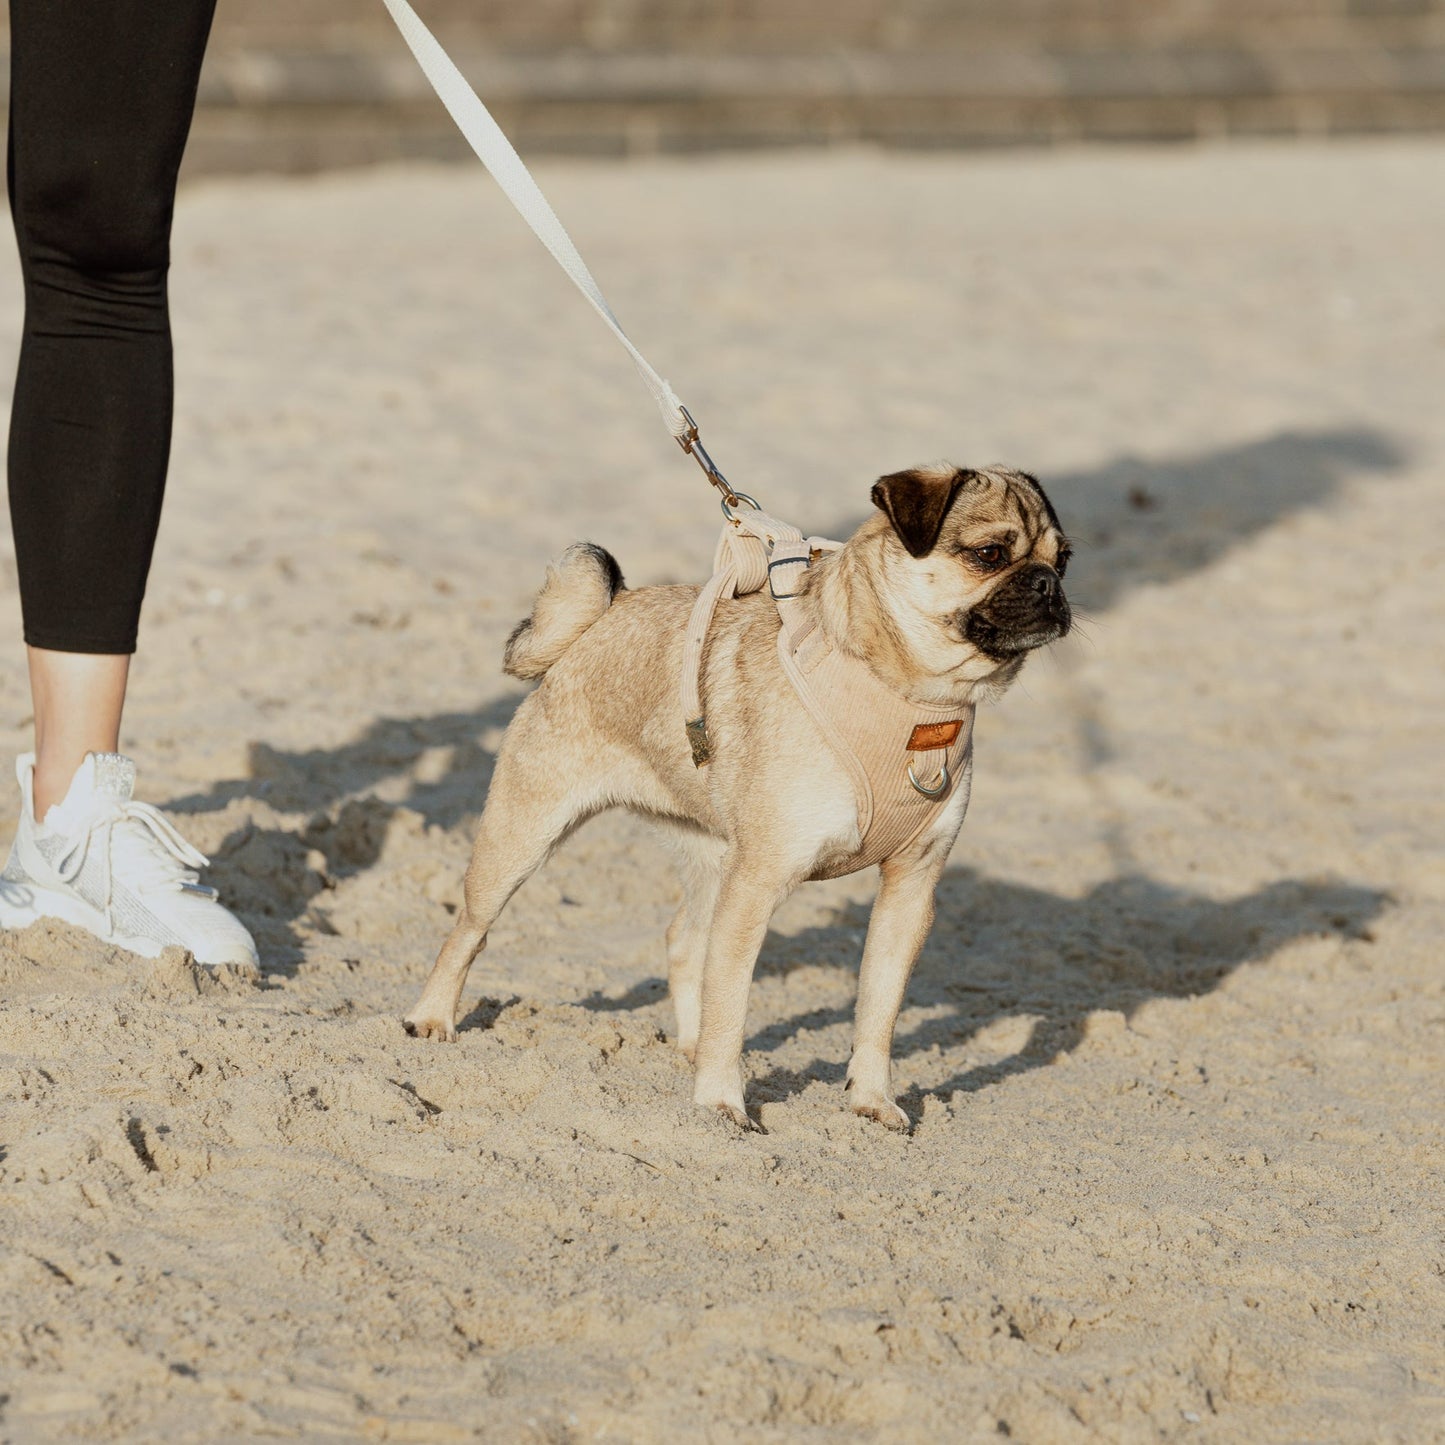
left=404, top=465, right=1071, bottom=1129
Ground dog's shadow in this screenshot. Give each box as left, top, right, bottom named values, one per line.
left=585, top=867, right=1390, bottom=1117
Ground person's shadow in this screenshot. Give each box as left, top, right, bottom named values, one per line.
left=167, top=700, right=521, bottom=972
left=1045, top=425, right=1403, bottom=612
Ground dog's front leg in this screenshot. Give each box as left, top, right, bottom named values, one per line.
left=846, top=851, right=949, bottom=1130
left=691, top=860, right=787, bottom=1129
left=406, top=914, right=486, bottom=1043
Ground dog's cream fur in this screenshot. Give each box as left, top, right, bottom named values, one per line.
left=405, top=466, right=1071, bottom=1129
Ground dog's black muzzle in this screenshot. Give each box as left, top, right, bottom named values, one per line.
left=960, top=564, right=1071, bottom=659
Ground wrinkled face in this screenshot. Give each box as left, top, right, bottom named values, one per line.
left=870, top=464, right=1072, bottom=682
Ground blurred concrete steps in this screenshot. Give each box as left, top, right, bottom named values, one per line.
left=4, top=1, right=1445, bottom=171
left=171, top=42, right=1445, bottom=173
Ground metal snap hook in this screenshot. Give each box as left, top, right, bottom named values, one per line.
left=678, top=404, right=744, bottom=508
left=907, top=758, right=951, bottom=797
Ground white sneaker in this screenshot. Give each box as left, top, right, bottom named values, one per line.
left=0, top=752, right=259, bottom=968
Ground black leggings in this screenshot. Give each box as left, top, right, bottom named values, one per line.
left=7, top=0, right=216, bottom=654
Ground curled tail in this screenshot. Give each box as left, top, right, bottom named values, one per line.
left=503, top=543, right=625, bottom=680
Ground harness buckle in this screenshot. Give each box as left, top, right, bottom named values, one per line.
left=768, top=555, right=808, bottom=600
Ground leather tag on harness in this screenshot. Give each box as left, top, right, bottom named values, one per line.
left=906, top=719, right=964, bottom=752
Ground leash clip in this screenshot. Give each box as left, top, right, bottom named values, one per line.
left=677, top=405, right=739, bottom=509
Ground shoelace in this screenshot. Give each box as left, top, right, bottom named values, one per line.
left=53, top=799, right=214, bottom=934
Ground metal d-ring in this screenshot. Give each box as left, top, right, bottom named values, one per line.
left=720, top=490, right=761, bottom=521
left=907, top=758, right=951, bottom=798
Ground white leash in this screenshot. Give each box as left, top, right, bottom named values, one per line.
left=380, top=0, right=739, bottom=504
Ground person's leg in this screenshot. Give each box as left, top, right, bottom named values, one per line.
left=26, top=650, right=130, bottom=818
left=7, top=0, right=217, bottom=817
left=1, top=1, right=253, bottom=966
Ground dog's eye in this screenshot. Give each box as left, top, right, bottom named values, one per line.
left=973, top=544, right=1007, bottom=568
left=1056, top=548, right=1071, bottom=577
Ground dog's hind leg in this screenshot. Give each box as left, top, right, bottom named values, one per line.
left=662, top=831, right=725, bottom=1061
left=691, top=854, right=792, bottom=1129
left=404, top=708, right=609, bottom=1042
left=845, top=847, right=951, bottom=1130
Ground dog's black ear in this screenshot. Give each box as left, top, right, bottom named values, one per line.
left=870, top=467, right=974, bottom=558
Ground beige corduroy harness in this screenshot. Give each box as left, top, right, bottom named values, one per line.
left=680, top=503, right=975, bottom=878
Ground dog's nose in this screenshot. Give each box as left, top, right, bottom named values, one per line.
left=1027, top=566, right=1057, bottom=601
left=1019, top=563, right=1069, bottom=628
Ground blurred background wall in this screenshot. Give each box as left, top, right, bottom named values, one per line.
left=4, top=0, right=1445, bottom=172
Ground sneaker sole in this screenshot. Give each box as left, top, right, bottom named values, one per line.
left=0, top=876, right=258, bottom=968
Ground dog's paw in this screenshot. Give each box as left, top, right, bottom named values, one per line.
left=849, top=1095, right=911, bottom=1132
left=402, top=1013, right=457, bottom=1043
left=707, top=1100, right=763, bottom=1133
left=694, top=1077, right=761, bottom=1132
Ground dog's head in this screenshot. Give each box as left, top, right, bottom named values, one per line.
left=852, top=464, right=1071, bottom=696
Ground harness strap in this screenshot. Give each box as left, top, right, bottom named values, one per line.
left=680, top=505, right=809, bottom=763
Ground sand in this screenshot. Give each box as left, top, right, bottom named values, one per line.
left=0, top=136, right=1443, bottom=1442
